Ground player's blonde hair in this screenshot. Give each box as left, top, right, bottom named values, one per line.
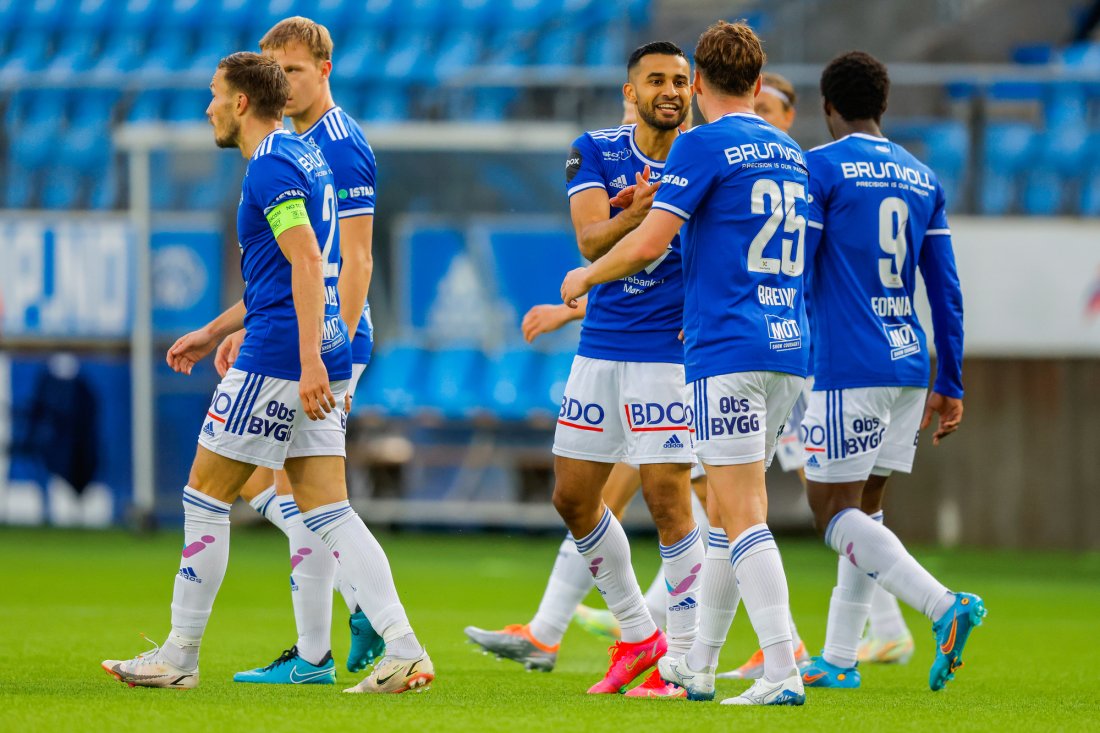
left=693, top=20, right=766, bottom=97
left=259, top=16, right=333, bottom=63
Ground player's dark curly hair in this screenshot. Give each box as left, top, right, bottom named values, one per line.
left=627, top=41, right=687, bottom=74
left=820, top=51, right=890, bottom=122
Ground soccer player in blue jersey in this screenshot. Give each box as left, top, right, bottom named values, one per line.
left=562, top=21, right=809, bottom=706
left=502, top=41, right=703, bottom=698
left=101, top=53, right=433, bottom=694
left=795, top=51, right=984, bottom=693
left=214, top=16, right=385, bottom=686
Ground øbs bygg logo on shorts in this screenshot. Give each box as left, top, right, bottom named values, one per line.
left=247, top=400, right=296, bottom=442
left=709, top=396, right=760, bottom=437
left=558, top=396, right=605, bottom=432
left=765, top=314, right=802, bottom=351
left=624, top=401, right=694, bottom=434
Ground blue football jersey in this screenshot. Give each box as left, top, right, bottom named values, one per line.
left=566, top=124, right=684, bottom=363
left=651, top=113, right=810, bottom=382
left=300, top=106, right=376, bottom=365
left=233, top=128, right=352, bottom=382
left=805, top=133, right=963, bottom=398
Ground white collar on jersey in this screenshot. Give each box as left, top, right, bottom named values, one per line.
left=299, top=106, right=343, bottom=140
left=629, top=124, right=669, bottom=169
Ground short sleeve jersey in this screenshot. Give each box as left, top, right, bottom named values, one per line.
left=233, top=129, right=352, bottom=381
left=300, top=106, right=376, bottom=365
left=651, top=113, right=810, bottom=382
left=566, top=124, right=684, bottom=363
left=805, top=133, right=963, bottom=397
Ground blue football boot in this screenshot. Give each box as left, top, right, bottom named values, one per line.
left=800, top=655, right=861, bottom=688
left=233, top=646, right=335, bottom=685
left=347, top=610, right=386, bottom=673
left=930, top=592, right=987, bottom=691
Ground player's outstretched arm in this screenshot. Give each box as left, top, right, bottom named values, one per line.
left=166, top=299, right=246, bottom=375
left=561, top=206, right=682, bottom=307
left=521, top=298, right=586, bottom=343
left=276, top=220, right=336, bottom=421
left=337, top=214, right=373, bottom=342
left=571, top=165, right=659, bottom=262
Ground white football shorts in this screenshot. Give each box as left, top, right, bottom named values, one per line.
left=198, top=367, right=349, bottom=470
left=348, top=363, right=367, bottom=399
left=690, top=371, right=805, bottom=467
left=552, top=356, right=694, bottom=465
left=801, top=386, right=926, bottom=483
left=773, top=376, right=815, bottom=472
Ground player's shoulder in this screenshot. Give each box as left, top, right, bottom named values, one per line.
left=577, top=123, right=633, bottom=151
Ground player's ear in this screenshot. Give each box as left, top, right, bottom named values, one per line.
left=753, top=75, right=762, bottom=98
left=235, top=91, right=248, bottom=117
left=692, top=69, right=702, bottom=96
left=622, top=81, right=636, bottom=105
left=320, top=59, right=332, bottom=81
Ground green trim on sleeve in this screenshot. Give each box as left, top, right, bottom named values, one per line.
left=266, top=198, right=310, bottom=238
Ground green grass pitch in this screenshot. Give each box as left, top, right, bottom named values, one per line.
left=1, top=526, right=1097, bottom=731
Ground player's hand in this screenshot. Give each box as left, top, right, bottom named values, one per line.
left=560, top=267, right=592, bottom=308
left=623, top=165, right=661, bottom=221
left=214, top=329, right=246, bottom=378
left=299, top=358, right=336, bottom=421
left=522, top=303, right=574, bottom=343
left=921, top=391, right=963, bottom=445
left=344, top=391, right=353, bottom=413
left=608, top=184, right=636, bottom=209
left=166, top=328, right=218, bottom=375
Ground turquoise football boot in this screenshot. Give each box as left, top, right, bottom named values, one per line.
left=347, top=611, right=386, bottom=673
left=930, top=592, right=987, bottom=691
left=800, top=655, right=861, bottom=688
left=233, top=646, right=335, bottom=685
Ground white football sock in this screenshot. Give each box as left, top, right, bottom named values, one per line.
left=336, top=575, right=360, bottom=615
left=165, top=486, right=231, bottom=670
left=302, top=501, right=422, bottom=656
left=528, top=534, right=594, bottom=647
left=730, top=524, right=796, bottom=682
left=642, top=562, right=668, bottom=632
left=573, top=507, right=656, bottom=643
left=866, top=511, right=910, bottom=639
left=661, top=525, right=703, bottom=658
left=247, top=485, right=285, bottom=534
left=685, top=530, right=738, bottom=673
left=789, top=611, right=804, bottom=650
left=822, top=554, right=875, bottom=669
left=826, top=508, right=955, bottom=622
left=281, top=495, right=335, bottom=666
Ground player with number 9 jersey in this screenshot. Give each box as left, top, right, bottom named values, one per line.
left=233, top=128, right=351, bottom=383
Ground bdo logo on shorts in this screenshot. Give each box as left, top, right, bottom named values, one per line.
left=558, top=396, right=605, bottom=432
left=624, top=401, right=694, bottom=433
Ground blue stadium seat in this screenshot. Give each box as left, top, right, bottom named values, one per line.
left=68, top=0, right=124, bottom=32
left=418, top=347, right=487, bottom=419
left=126, top=90, right=169, bottom=122
left=60, top=119, right=113, bottom=173
left=0, top=30, right=52, bottom=77
left=165, top=89, right=211, bottom=123
left=144, top=27, right=195, bottom=73
left=536, top=350, right=575, bottom=419
left=486, top=27, right=532, bottom=67
left=330, top=29, right=386, bottom=82
left=90, top=29, right=146, bottom=75
left=5, top=165, right=38, bottom=209
left=480, top=347, right=544, bottom=421
left=352, top=89, right=410, bottom=122
left=1079, top=167, right=1100, bottom=217
left=981, top=122, right=1036, bottom=215
left=1023, top=167, right=1062, bottom=215
left=118, top=0, right=162, bottom=31
left=584, top=23, right=627, bottom=66
left=500, top=0, right=559, bottom=30
left=535, top=26, right=580, bottom=66
left=355, top=343, right=430, bottom=417
left=392, top=0, right=443, bottom=29
left=21, top=0, right=68, bottom=31
left=187, top=29, right=240, bottom=73
left=1059, top=41, right=1100, bottom=67
left=888, top=120, right=968, bottom=209
left=88, top=162, right=119, bottom=210
left=43, top=31, right=100, bottom=75
left=394, top=224, right=468, bottom=335
left=451, top=0, right=503, bottom=29
left=41, top=167, right=85, bottom=209
left=360, top=0, right=400, bottom=30
left=433, top=30, right=482, bottom=80
left=384, top=31, right=435, bottom=83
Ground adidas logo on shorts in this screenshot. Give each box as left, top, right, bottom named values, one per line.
left=806, top=454, right=820, bottom=467
left=202, top=421, right=215, bottom=438
left=663, top=434, right=684, bottom=449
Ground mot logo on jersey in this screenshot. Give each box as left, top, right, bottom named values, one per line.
left=624, top=401, right=694, bottom=433
left=883, top=323, right=921, bottom=360
left=558, top=397, right=605, bottom=432
left=765, top=314, right=802, bottom=351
